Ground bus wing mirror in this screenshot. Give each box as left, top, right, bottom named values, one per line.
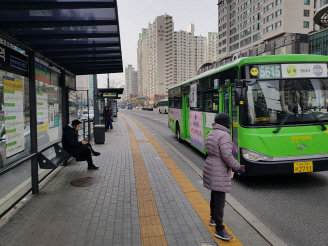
left=234, top=79, right=256, bottom=106
left=235, top=87, right=247, bottom=106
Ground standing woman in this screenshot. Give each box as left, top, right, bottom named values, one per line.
left=203, top=113, right=244, bottom=241
left=103, top=107, right=111, bottom=131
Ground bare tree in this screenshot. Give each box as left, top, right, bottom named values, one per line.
left=108, top=78, right=123, bottom=88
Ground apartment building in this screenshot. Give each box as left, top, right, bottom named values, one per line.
left=137, top=15, right=206, bottom=99
left=124, top=64, right=138, bottom=100
left=146, top=14, right=173, bottom=98
left=205, top=32, right=219, bottom=63
left=137, top=28, right=148, bottom=96
left=217, top=0, right=316, bottom=60
left=170, top=24, right=206, bottom=88
left=309, top=1, right=328, bottom=55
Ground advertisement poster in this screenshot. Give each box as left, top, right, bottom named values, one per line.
left=49, top=104, right=54, bottom=128
left=3, top=76, right=25, bottom=157
left=54, top=103, right=59, bottom=127
left=205, top=112, right=216, bottom=128
left=190, top=84, right=197, bottom=108
left=37, top=92, right=49, bottom=132
left=35, top=62, right=51, bottom=84
left=170, top=108, right=181, bottom=120
left=190, top=111, right=203, bottom=150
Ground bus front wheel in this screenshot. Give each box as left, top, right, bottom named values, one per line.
left=165, top=109, right=167, bottom=114
left=177, top=125, right=182, bottom=143
left=159, top=109, right=161, bottom=114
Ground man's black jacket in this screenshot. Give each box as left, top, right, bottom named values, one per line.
left=62, top=125, right=88, bottom=157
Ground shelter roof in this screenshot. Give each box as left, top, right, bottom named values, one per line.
left=0, top=0, right=123, bottom=75
left=97, top=88, right=124, bottom=94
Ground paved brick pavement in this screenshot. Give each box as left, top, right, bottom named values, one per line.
left=0, top=115, right=274, bottom=246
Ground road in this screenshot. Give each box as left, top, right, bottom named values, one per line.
left=122, top=108, right=328, bottom=246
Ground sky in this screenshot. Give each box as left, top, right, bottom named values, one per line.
left=97, top=0, right=218, bottom=88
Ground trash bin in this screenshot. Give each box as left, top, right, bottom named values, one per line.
left=93, top=125, right=105, bottom=144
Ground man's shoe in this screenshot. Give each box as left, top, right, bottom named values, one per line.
left=88, top=165, right=99, bottom=170
left=93, top=152, right=101, bottom=156
left=209, top=219, right=216, bottom=226
left=215, top=229, right=233, bottom=241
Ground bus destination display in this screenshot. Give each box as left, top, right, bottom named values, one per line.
left=257, top=63, right=328, bottom=79
left=258, top=64, right=281, bottom=79
left=103, top=93, right=117, bottom=97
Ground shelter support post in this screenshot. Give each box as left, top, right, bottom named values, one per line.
left=61, top=69, right=68, bottom=127
left=93, top=74, right=99, bottom=125
left=28, top=52, right=39, bottom=194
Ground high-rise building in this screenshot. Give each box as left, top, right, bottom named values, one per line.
left=217, top=0, right=316, bottom=60
left=146, top=14, right=173, bottom=98
left=125, top=64, right=138, bottom=100
left=170, top=24, right=206, bottom=88
left=137, top=15, right=206, bottom=100
left=205, top=32, right=219, bottom=63
left=137, top=28, right=149, bottom=96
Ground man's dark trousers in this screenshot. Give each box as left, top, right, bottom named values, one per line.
left=78, top=147, right=94, bottom=168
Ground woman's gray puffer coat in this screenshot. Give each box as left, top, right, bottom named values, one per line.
left=203, top=123, right=241, bottom=193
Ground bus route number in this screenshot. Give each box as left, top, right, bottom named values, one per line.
left=259, top=65, right=281, bottom=79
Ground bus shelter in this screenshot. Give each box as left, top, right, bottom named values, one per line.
left=0, top=0, right=123, bottom=216
left=95, top=88, right=124, bottom=123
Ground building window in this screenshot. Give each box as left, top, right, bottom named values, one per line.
left=267, top=14, right=274, bottom=22
left=276, top=0, right=282, bottom=5
left=275, top=21, right=282, bottom=29
left=276, top=9, right=282, bottom=17
left=267, top=3, right=274, bottom=10
left=253, top=31, right=263, bottom=42
left=303, top=21, right=310, bottom=28
left=240, top=37, right=252, bottom=47
left=304, top=10, right=310, bottom=16
left=304, top=0, right=310, bottom=5
left=266, top=25, right=273, bottom=33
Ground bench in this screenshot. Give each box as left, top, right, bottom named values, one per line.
left=38, top=142, right=71, bottom=169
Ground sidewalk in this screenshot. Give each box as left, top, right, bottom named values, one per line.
left=0, top=115, right=278, bottom=246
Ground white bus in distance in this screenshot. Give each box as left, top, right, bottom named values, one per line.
left=158, top=99, right=168, bottom=114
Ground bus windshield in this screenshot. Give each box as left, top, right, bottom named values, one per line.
left=240, top=78, right=328, bottom=126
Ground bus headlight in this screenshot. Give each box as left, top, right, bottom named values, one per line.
left=242, top=148, right=273, bottom=161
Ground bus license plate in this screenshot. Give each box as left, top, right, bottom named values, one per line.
left=294, top=161, right=313, bottom=173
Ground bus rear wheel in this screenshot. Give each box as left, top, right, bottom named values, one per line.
left=159, top=109, right=161, bottom=114
left=165, top=109, right=167, bottom=114
left=177, top=125, right=182, bottom=143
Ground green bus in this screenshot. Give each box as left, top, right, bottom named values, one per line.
left=168, top=54, right=328, bottom=176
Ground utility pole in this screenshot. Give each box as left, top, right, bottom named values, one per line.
left=107, top=73, right=109, bottom=89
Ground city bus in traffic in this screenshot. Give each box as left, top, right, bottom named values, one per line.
left=168, top=54, right=328, bottom=176
left=158, top=99, right=168, bottom=114
left=127, top=103, right=133, bottom=109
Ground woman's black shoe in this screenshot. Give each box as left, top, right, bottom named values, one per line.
left=92, top=152, right=101, bottom=156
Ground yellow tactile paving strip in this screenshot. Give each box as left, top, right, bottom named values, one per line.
left=123, top=117, right=168, bottom=246
left=123, top=114, right=243, bottom=246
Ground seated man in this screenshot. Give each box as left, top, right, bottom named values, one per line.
left=62, top=119, right=100, bottom=170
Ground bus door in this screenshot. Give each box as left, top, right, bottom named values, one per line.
left=183, top=93, right=190, bottom=141
left=220, top=85, right=238, bottom=157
